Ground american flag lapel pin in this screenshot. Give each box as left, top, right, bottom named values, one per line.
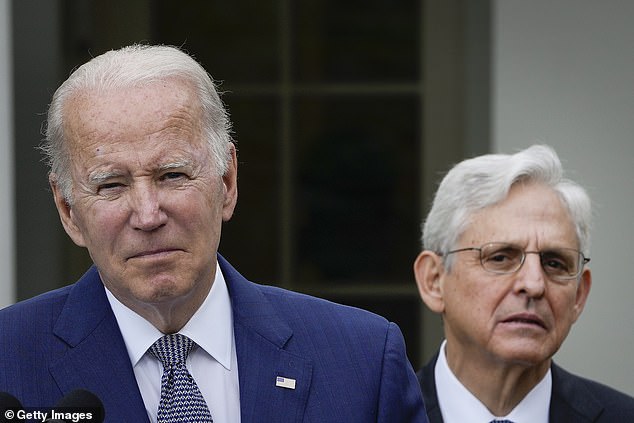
left=275, top=375, right=296, bottom=390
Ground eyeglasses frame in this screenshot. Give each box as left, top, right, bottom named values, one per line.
left=439, top=242, right=590, bottom=282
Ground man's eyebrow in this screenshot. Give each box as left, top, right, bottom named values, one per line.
left=88, top=170, right=123, bottom=185
left=158, top=160, right=192, bottom=171
left=87, top=160, right=193, bottom=184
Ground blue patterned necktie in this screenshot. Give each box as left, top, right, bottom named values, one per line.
left=150, top=334, right=214, bottom=423
left=490, top=420, right=515, bottom=423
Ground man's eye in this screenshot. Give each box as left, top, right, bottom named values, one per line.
left=162, top=172, right=187, bottom=180
left=99, top=182, right=123, bottom=191
left=542, top=255, right=570, bottom=272
left=484, top=248, right=518, bottom=263
left=488, top=253, right=511, bottom=262
left=544, top=259, right=566, bottom=270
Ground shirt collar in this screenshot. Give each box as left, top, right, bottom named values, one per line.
left=105, top=262, right=234, bottom=371
left=435, top=340, right=551, bottom=423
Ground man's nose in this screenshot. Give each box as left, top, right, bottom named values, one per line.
left=514, top=252, right=547, bottom=297
left=129, top=183, right=168, bottom=231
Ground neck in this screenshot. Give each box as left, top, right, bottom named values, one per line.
left=144, top=305, right=198, bottom=334
left=110, top=282, right=212, bottom=334
left=444, top=343, right=550, bottom=416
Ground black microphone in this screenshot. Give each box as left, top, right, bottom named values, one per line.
left=44, top=389, right=104, bottom=423
left=0, top=392, right=25, bottom=422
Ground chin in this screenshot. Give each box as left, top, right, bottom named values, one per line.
left=133, top=277, right=193, bottom=304
left=496, top=345, right=552, bottom=367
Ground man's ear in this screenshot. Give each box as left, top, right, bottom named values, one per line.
left=221, top=143, right=238, bottom=222
left=50, top=175, right=86, bottom=247
left=413, top=250, right=446, bottom=313
left=572, top=267, right=592, bottom=323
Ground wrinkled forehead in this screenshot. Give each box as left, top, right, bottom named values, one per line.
left=63, top=81, right=203, bottom=147
left=460, top=183, right=579, bottom=248
left=65, top=78, right=199, bottom=117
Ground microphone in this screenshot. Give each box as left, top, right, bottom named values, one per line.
left=0, top=392, right=25, bottom=422
left=44, top=389, right=104, bottom=423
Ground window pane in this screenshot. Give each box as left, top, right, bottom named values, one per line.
left=220, top=95, right=281, bottom=283
left=327, top=295, right=421, bottom=368
left=153, top=1, right=280, bottom=84
left=294, top=95, right=420, bottom=284
left=292, top=0, right=420, bottom=83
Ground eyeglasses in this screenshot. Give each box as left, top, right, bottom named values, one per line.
left=441, top=242, right=590, bottom=282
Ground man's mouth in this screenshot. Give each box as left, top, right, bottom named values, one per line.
left=501, top=313, right=547, bottom=329
left=128, top=248, right=180, bottom=260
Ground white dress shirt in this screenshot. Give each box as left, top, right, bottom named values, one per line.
left=105, top=263, right=241, bottom=423
left=435, top=340, right=551, bottom=423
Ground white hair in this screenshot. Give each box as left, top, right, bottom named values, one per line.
left=422, top=145, right=592, bottom=266
left=41, top=44, right=233, bottom=203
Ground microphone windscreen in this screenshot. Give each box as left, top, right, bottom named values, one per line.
left=0, top=392, right=24, bottom=422
left=52, top=389, right=104, bottom=423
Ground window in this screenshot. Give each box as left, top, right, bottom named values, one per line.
left=14, top=0, right=490, bottom=368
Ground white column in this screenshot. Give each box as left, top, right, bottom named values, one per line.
left=493, top=0, right=634, bottom=395
left=0, top=0, right=15, bottom=308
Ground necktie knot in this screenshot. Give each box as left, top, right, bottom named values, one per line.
left=150, top=333, right=194, bottom=367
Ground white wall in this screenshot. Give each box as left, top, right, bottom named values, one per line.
left=493, top=0, right=634, bottom=395
left=0, top=0, right=15, bottom=308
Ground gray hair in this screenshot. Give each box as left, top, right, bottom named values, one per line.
left=41, top=44, right=233, bottom=203
left=422, top=145, right=592, bottom=266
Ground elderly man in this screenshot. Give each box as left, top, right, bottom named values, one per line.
left=0, top=44, right=426, bottom=423
left=414, top=145, right=634, bottom=422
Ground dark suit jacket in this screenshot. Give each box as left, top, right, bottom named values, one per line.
left=418, top=352, right=634, bottom=422
left=0, top=255, right=427, bottom=422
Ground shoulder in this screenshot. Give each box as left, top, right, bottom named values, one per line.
left=0, top=284, right=72, bottom=331
left=0, top=266, right=102, bottom=345
left=260, top=282, right=384, bottom=319
left=251, top=283, right=426, bottom=422
left=552, top=363, right=634, bottom=419
left=417, top=353, right=442, bottom=422
left=0, top=266, right=102, bottom=326
left=220, top=254, right=393, bottom=335
left=417, top=353, right=438, bottom=386
left=257, top=281, right=394, bottom=334
left=0, top=285, right=73, bottom=392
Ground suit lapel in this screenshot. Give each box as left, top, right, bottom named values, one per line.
left=421, top=355, right=606, bottom=422
left=219, top=255, right=313, bottom=423
left=234, top=321, right=313, bottom=422
left=49, top=267, right=149, bottom=423
left=550, top=363, right=603, bottom=422
left=418, top=353, right=444, bottom=423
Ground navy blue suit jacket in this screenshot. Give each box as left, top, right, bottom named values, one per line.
left=0, top=255, right=427, bottom=422
left=418, top=352, right=634, bottom=422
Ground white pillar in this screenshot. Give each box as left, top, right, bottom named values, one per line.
left=0, top=0, right=15, bottom=308
left=493, top=0, right=634, bottom=395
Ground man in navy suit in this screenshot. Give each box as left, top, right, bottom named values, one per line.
left=413, top=145, right=634, bottom=422
left=0, top=44, right=426, bottom=422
